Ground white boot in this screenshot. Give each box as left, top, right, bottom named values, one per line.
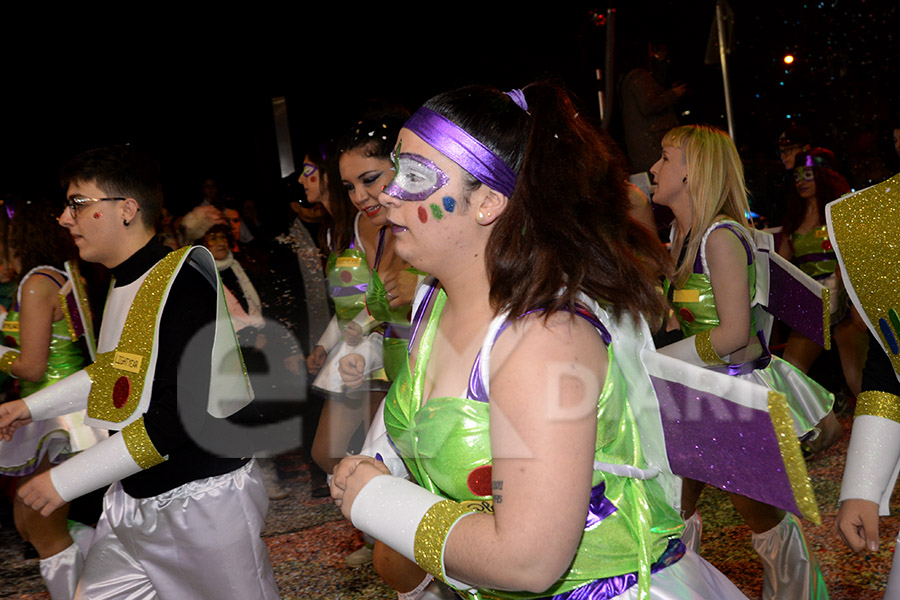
left=681, top=511, right=702, bottom=554
left=884, top=532, right=900, bottom=599
left=751, top=513, right=829, bottom=600
left=39, top=543, right=84, bottom=600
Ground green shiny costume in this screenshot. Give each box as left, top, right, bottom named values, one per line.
left=366, top=269, right=417, bottom=382
left=383, top=289, right=683, bottom=599
left=4, top=312, right=86, bottom=397
left=790, top=225, right=837, bottom=280
left=665, top=221, right=832, bottom=437
left=666, top=221, right=757, bottom=338
left=325, top=246, right=371, bottom=325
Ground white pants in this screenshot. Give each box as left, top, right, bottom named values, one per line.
left=76, top=460, right=280, bottom=600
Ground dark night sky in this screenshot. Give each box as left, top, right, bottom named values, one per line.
left=3, top=2, right=898, bottom=223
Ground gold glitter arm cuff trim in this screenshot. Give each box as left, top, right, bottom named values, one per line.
left=349, top=474, right=478, bottom=591
left=768, top=390, right=821, bottom=525
left=695, top=330, right=727, bottom=366
left=414, top=500, right=477, bottom=584
left=0, top=348, right=19, bottom=377
left=855, top=391, right=900, bottom=424
left=122, top=417, right=166, bottom=469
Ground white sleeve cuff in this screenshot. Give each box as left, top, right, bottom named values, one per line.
left=839, top=415, right=900, bottom=515
left=316, top=316, right=343, bottom=354
left=24, top=369, right=92, bottom=421
left=50, top=433, right=142, bottom=502
left=350, top=475, right=475, bottom=591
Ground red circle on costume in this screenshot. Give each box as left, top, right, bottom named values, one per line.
left=467, top=465, right=493, bottom=496
left=418, top=206, right=428, bottom=223
left=339, top=270, right=353, bottom=283
left=4, top=335, right=17, bottom=348
left=679, top=308, right=695, bottom=322
left=113, top=376, right=131, bottom=409
left=822, top=239, right=832, bottom=251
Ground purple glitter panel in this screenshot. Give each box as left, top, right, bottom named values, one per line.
left=584, top=481, right=617, bottom=530
left=65, top=293, right=85, bottom=338
left=330, top=283, right=368, bottom=298
left=765, top=255, right=825, bottom=346
left=650, top=375, right=801, bottom=515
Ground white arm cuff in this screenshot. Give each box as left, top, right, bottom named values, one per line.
left=24, top=369, right=91, bottom=421
left=50, top=433, right=142, bottom=502
left=351, top=475, right=443, bottom=562
left=839, top=415, right=900, bottom=515
left=316, top=316, right=343, bottom=354
left=350, top=475, right=475, bottom=590
left=658, top=333, right=729, bottom=366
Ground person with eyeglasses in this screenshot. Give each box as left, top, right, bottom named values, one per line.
left=0, top=195, right=106, bottom=600
left=0, top=145, right=280, bottom=599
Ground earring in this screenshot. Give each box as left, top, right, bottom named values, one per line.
left=478, top=211, right=484, bottom=220
left=486, top=211, right=493, bottom=218
left=123, top=218, right=130, bottom=227
left=682, top=176, right=687, bottom=183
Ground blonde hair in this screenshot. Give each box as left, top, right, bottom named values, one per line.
left=664, top=125, right=751, bottom=286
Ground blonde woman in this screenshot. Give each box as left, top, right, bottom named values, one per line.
left=652, top=124, right=830, bottom=600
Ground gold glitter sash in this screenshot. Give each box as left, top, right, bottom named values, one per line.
left=85, top=247, right=192, bottom=427
left=828, top=173, right=900, bottom=381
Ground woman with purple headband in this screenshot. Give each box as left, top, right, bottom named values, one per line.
left=329, top=82, right=749, bottom=600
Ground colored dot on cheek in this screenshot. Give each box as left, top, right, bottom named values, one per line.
left=310, top=175, right=318, bottom=183
left=429, top=203, right=443, bottom=220
left=417, top=206, right=428, bottom=223
left=442, top=196, right=456, bottom=213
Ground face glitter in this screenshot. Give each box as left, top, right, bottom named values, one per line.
left=442, top=196, right=456, bottom=213
left=429, top=203, right=443, bottom=220
left=418, top=206, right=428, bottom=224
left=383, top=152, right=450, bottom=202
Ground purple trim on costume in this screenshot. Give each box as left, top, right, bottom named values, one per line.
left=766, top=253, right=827, bottom=343
left=65, top=293, right=85, bottom=338
left=408, top=282, right=439, bottom=352
left=404, top=107, right=517, bottom=197
left=706, top=332, right=772, bottom=376
left=372, top=227, right=388, bottom=270
left=383, top=323, right=412, bottom=340
left=544, top=538, right=685, bottom=600
left=650, top=375, right=801, bottom=514
left=584, top=481, right=617, bottom=530
left=466, top=304, right=612, bottom=403
left=331, top=283, right=368, bottom=297
left=693, top=222, right=753, bottom=274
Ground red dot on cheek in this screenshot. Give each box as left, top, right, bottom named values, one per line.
left=94, top=212, right=101, bottom=219
left=310, top=175, right=318, bottom=183
left=418, top=206, right=428, bottom=223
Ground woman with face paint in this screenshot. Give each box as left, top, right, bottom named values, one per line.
left=309, top=114, right=421, bottom=477
left=329, top=84, right=751, bottom=600
left=0, top=196, right=106, bottom=599
left=651, top=125, right=830, bottom=600
left=777, top=149, right=867, bottom=453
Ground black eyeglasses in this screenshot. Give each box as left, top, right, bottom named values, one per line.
left=63, top=196, right=126, bottom=217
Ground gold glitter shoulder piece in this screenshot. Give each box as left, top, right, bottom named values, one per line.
left=828, top=173, right=900, bottom=382
left=85, top=247, right=192, bottom=426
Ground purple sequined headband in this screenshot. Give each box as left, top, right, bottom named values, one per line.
left=403, top=107, right=518, bottom=197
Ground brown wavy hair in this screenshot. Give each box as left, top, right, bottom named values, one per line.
left=423, top=81, right=672, bottom=325
left=7, top=195, right=78, bottom=277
